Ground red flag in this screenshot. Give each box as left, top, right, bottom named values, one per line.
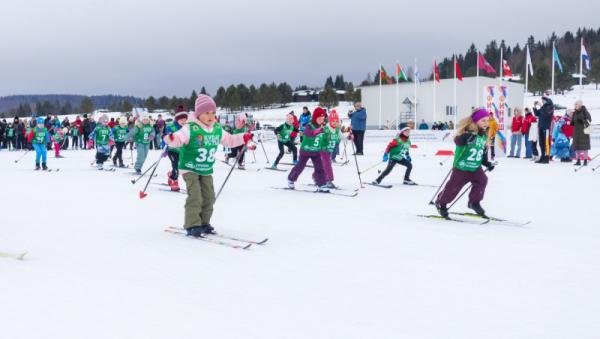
left=455, top=58, right=463, bottom=81
left=502, top=60, right=513, bottom=77
left=433, top=60, right=440, bottom=82
left=478, top=53, right=497, bottom=74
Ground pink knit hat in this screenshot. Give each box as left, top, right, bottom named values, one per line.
left=193, top=95, right=217, bottom=118
left=471, top=109, right=489, bottom=123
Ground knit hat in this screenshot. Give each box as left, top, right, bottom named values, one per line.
left=329, top=109, right=340, bottom=128
left=99, top=114, right=109, bottom=124
left=399, top=127, right=411, bottom=135
left=471, top=109, right=489, bottom=123
left=194, top=95, right=217, bottom=118
left=119, top=117, right=127, bottom=124
left=312, top=107, right=327, bottom=125
left=36, top=117, right=44, bottom=125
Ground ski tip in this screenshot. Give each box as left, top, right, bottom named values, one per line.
left=17, top=252, right=27, bottom=260
left=139, top=191, right=148, bottom=199
left=242, top=243, right=252, bottom=250
left=257, top=238, right=269, bottom=245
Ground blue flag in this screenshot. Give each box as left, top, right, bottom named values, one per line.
left=553, top=45, right=563, bottom=73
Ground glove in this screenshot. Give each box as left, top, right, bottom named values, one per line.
left=246, top=141, right=257, bottom=151
left=164, top=134, right=175, bottom=142
left=109, top=140, right=115, bottom=147
left=383, top=153, right=389, bottom=162
left=243, top=133, right=253, bottom=145
left=87, top=140, right=94, bottom=148
left=405, top=155, right=412, bottom=162
left=314, top=128, right=323, bottom=135
left=485, top=163, right=495, bottom=172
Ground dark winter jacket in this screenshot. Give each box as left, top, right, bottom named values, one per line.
left=571, top=106, right=592, bottom=151
left=533, top=98, right=554, bottom=129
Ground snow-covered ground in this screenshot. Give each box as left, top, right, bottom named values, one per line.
left=1, top=135, right=599, bottom=339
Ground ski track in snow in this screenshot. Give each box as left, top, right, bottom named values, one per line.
left=1, top=133, right=600, bottom=339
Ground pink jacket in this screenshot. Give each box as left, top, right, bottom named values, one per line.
left=164, top=119, right=246, bottom=174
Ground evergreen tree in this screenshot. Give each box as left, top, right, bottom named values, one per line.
left=144, top=96, right=157, bottom=111
left=319, top=85, right=339, bottom=108
left=277, top=82, right=293, bottom=105
left=158, top=96, right=170, bottom=109
left=189, top=90, right=198, bottom=109
left=200, top=86, right=207, bottom=95
left=214, top=87, right=226, bottom=107
left=80, top=97, right=94, bottom=113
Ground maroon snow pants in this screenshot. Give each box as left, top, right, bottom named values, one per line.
left=436, top=167, right=488, bottom=206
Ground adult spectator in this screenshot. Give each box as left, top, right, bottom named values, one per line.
left=571, top=100, right=592, bottom=166
left=82, top=114, right=92, bottom=149
left=154, top=114, right=165, bottom=149
left=418, top=119, right=429, bottom=130
left=348, top=101, right=367, bottom=155
left=508, top=108, right=524, bottom=158
left=298, top=107, right=311, bottom=141
left=533, top=95, right=554, bottom=164
left=14, top=117, right=25, bottom=150
left=522, top=108, right=536, bottom=159
left=0, top=118, right=6, bottom=150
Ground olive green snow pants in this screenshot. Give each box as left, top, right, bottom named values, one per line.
left=182, top=172, right=215, bottom=228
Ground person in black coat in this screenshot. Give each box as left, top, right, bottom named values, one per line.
left=533, top=95, right=554, bottom=163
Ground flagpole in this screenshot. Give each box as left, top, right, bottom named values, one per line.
left=524, top=45, right=529, bottom=110
left=453, top=55, right=457, bottom=129
left=499, top=47, right=503, bottom=90
left=396, top=62, right=400, bottom=131
left=414, top=58, right=418, bottom=126
left=551, top=41, right=555, bottom=98
left=379, top=63, right=382, bottom=129
left=476, top=49, right=480, bottom=107
left=433, top=58, right=437, bottom=124
left=580, top=38, right=584, bottom=98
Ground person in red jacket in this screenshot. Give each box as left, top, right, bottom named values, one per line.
left=289, top=111, right=299, bottom=142
left=508, top=108, right=524, bottom=158
left=522, top=108, right=537, bottom=159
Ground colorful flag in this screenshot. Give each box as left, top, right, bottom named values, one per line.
left=582, top=43, right=591, bottom=70
left=455, top=58, right=463, bottom=81
left=526, top=46, right=534, bottom=76
left=478, top=53, right=497, bottom=74
left=396, top=64, right=408, bottom=81
left=553, top=45, right=563, bottom=73
left=380, top=65, right=392, bottom=84
left=433, top=61, right=440, bottom=82
left=502, top=60, right=513, bottom=77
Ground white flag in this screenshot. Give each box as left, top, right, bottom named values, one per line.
left=526, top=46, right=534, bottom=76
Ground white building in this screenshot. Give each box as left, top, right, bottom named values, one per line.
left=359, top=76, right=525, bottom=129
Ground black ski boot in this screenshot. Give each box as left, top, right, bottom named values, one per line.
left=42, top=163, right=48, bottom=171
left=186, top=225, right=214, bottom=237
left=584, top=159, right=588, bottom=166
left=468, top=201, right=487, bottom=218
left=574, top=160, right=581, bottom=166
left=436, top=203, right=449, bottom=219
left=35, top=163, right=40, bottom=170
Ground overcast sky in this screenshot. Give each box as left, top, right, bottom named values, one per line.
left=1, top=0, right=599, bottom=98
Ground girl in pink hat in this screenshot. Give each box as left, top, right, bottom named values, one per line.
left=163, top=95, right=254, bottom=237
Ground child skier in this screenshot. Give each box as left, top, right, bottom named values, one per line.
left=132, top=114, right=155, bottom=174
left=70, top=124, right=80, bottom=150
left=372, top=127, right=415, bottom=185
left=112, top=117, right=129, bottom=167
left=163, top=95, right=253, bottom=237
left=26, top=118, right=50, bottom=170
left=435, top=109, right=495, bottom=218
left=226, top=113, right=248, bottom=169
left=317, top=110, right=342, bottom=187
left=88, top=114, right=114, bottom=170
left=6, top=123, right=15, bottom=151
left=287, top=107, right=328, bottom=192
left=271, top=113, right=298, bottom=169
left=165, top=106, right=188, bottom=191
left=52, top=127, right=65, bottom=158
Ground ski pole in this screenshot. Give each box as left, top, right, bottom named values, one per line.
left=215, top=146, right=246, bottom=201
left=14, top=149, right=31, bottom=163
left=576, top=153, right=600, bottom=172
left=428, top=146, right=468, bottom=205
left=349, top=134, right=364, bottom=188
left=258, top=133, right=270, bottom=164
left=139, top=148, right=168, bottom=199
left=359, top=161, right=385, bottom=174
left=592, top=162, right=600, bottom=172
left=447, top=165, right=495, bottom=210
left=130, top=153, right=163, bottom=184
left=428, top=168, right=453, bottom=205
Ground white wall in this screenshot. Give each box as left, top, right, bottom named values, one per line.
left=359, top=77, right=524, bottom=129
